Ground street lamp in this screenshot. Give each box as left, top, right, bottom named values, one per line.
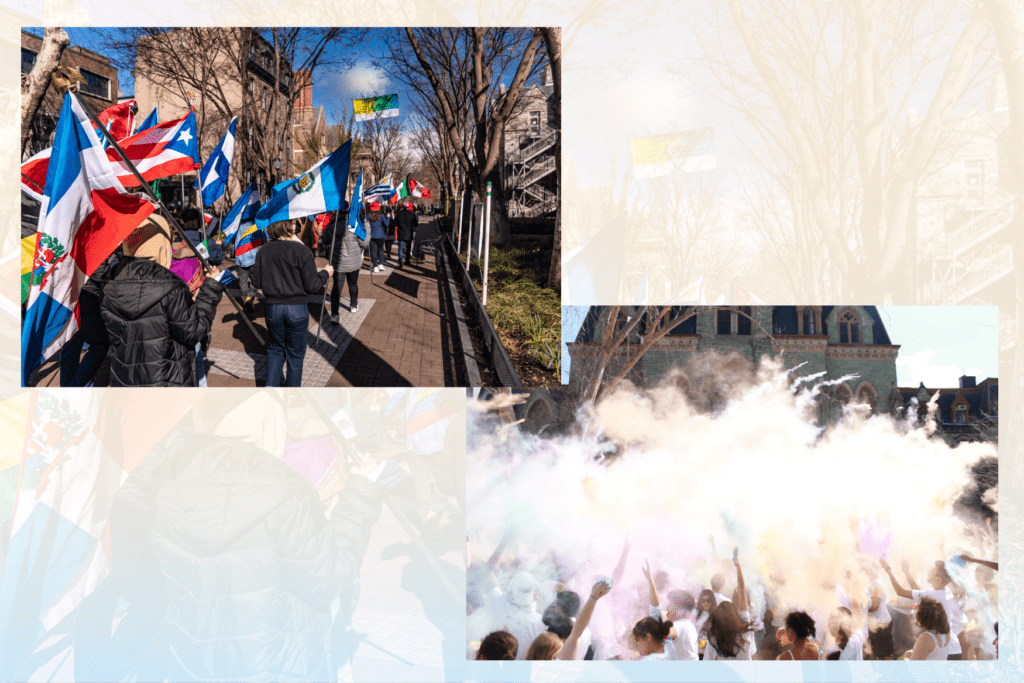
left=272, top=158, right=281, bottom=189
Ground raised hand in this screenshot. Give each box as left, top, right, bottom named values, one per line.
left=591, top=579, right=611, bottom=600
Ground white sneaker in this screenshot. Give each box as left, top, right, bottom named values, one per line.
left=351, top=305, right=359, bottom=313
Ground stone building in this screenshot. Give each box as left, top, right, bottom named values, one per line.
left=500, top=67, right=557, bottom=219
left=133, top=28, right=294, bottom=210
left=21, top=30, right=119, bottom=158
left=567, top=305, right=901, bottom=421
left=897, top=375, right=998, bottom=445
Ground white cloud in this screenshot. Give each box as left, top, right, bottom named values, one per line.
left=319, top=62, right=392, bottom=113
left=896, top=349, right=986, bottom=387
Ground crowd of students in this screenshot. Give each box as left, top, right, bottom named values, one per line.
left=469, top=533, right=998, bottom=662
left=54, top=201, right=421, bottom=387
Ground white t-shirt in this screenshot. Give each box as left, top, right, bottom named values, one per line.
left=673, top=618, right=700, bottom=660
left=912, top=589, right=963, bottom=655
left=703, top=610, right=756, bottom=660
left=867, top=579, right=892, bottom=627
left=488, top=587, right=546, bottom=660
left=839, top=631, right=864, bottom=660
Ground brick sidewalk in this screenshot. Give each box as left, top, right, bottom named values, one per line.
left=29, top=218, right=465, bottom=388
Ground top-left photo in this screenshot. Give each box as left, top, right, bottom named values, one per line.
left=20, top=27, right=562, bottom=388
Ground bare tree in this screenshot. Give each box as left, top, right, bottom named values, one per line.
left=687, top=0, right=997, bottom=300
left=359, top=117, right=408, bottom=182
left=21, top=28, right=69, bottom=156
left=541, top=27, right=561, bottom=290
left=401, top=27, right=546, bottom=244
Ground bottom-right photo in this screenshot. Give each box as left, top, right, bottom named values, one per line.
left=467, top=305, right=998, bottom=667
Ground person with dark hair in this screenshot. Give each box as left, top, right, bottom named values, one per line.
left=541, top=605, right=573, bottom=639
left=394, top=201, right=418, bottom=269
left=826, top=606, right=864, bottom=660
left=100, top=215, right=226, bottom=386
left=60, top=251, right=118, bottom=386
left=907, top=597, right=951, bottom=660
left=365, top=201, right=390, bottom=273
left=558, top=579, right=611, bottom=660
left=251, top=221, right=333, bottom=386
left=525, top=631, right=562, bottom=660
left=633, top=561, right=676, bottom=660
left=664, top=590, right=699, bottom=660
left=880, top=557, right=967, bottom=659
left=322, top=202, right=369, bottom=319
left=476, top=631, right=518, bottom=660
left=693, top=587, right=717, bottom=657
left=777, top=611, right=819, bottom=660
left=703, top=556, right=758, bottom=660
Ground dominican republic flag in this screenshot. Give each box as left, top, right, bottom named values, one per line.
left=21, top=102, right=139, bottom=201
left=21, top=94, right=155, bottom=386
left=136, top=103, right=158, bottom=135
left=348, top=170, right=366, bottom=240
left=199, top=116, right=236, bottom=206
left=255, top=140, right=351, bottom=228
left=362, top=173, right=393, bottom=203
left=221, top=183, right=261, bottom=244
left=106, top=109, right=200, bottom=187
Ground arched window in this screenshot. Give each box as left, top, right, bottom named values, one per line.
left=835, top=384, right=852, bottom=405
left=855, top=382, right=877, bottom=412
left=838, top=309, right=861, bottom=344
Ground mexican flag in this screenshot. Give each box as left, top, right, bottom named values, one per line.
left=389, top=176, right=431, bottom=204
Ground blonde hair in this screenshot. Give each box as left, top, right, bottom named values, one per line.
left=525, top=632, right=562, bottom=660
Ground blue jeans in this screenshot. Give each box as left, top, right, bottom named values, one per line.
left=265, top=303, right=308, bottom=387
left=370, top=239, right=385, bottom=267
left=398, top=240, right=412, bottom=263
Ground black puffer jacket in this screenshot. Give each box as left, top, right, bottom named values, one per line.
left=395, top=206, right=418, bottom=241
left=109, top=427, right=384, bottom=682
left=100, top=257, right=225, bottom=386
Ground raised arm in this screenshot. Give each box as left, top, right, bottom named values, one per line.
left=611, top=535, right=631, bottom=588
left=879, top=559, right=913, bottom=599
left=901, top=558, right=921, bottom=591
left=958, top=554, right=998, bottom=571
left=559, top=580, right=611, bottom=660
left=734, top=553, right=748, bottom=613
left=643, top=560, right=660, bottom=608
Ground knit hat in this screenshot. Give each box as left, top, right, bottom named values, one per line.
left=123, top=213, right=172, bottom=268
left=370, top=201, right=381, bottom=211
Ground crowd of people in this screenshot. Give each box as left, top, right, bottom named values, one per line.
left=52, top=200, right=423, bottom=387
left=468, top=533, right=998, bottom=662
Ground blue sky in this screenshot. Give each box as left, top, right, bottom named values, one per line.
left=562, top=306, right=999, bottom=388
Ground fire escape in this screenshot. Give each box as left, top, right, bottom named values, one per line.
left=507, top=128, right=557, bottom=218
left=924, top=186, right=1016, bottom=304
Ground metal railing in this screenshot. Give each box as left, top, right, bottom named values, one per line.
left=512, top=156, right=556, bottom=189
left=950, top=245, right=1014, bottom=303
left=949, top=190, right=1015, bottom=256
left=511, top=130, right=556, bottom=164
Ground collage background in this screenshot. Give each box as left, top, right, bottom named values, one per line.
left=1, top=1, right=1021, bottom=681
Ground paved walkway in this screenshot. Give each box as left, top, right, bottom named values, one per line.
left=28, top=218, right=465, bottom=388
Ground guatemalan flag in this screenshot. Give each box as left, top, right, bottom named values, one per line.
left=106, top=109, right=200, bottom=187
left=255, top=140, right=351, bottom=228
left=199, top=116, right=236, bottom=206
left=221, top=183, right=261, bottom=244
left=21, top=94, right=155, bottom=386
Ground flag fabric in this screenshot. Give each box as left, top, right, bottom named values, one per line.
left=20, top=147, right=50, bottom=202
left=22, top=93, right=155, bottom=386
left=137, top=104, right=159, bottom=135
left=670, top=276, right=708, bottom=305
left=105, top=109, right=200, bottom=187
left=96, top=100, right=136, bottom=142
left=630, top=127, right=716, bottom=179
left=20, top=235, right=38, bottom=305
left=234, top=224, right=266, bottom=258
left=408, top=176, right=431, bottom=198
left=199, top=116, right=237, bottom=206
left=222, top=183, right=261, bottom=244
left=362, top=174, right=393, bottom=203
left=255, top=140, right=351, bottom=228
left=347, top=170, right=366, bottom=241
left=352, top=94, right=399, bottom=121
left=389, top=176, right=411, bottom=204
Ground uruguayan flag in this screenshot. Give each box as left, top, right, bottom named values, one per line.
left=222, top=183, right=260, bottom=243
left=199, top=116, right=236, bottom=205
left=255, top=140, right=351, bottom=228
left=362, top=174, right=393, bottom=203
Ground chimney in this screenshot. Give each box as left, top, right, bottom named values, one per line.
left=541, top=66, right=552, bottom=87
left=959, top=375, right=976, bottom=388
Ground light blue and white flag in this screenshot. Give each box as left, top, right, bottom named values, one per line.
left=255, top=140, right=351, bottom=228
left=199, top=116, right=236, bottom=206
left=136, top=104, right=158, bottom=135
left=347, top=170, right=366, bottom=240
left=222, top=183, right=260, bottom=244
left=362, top=174, right=393, bottom=203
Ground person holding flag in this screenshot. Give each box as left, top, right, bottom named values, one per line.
left=222, top=183, right=262, bottom=315
left=325, top=171, right=370, bottom=320
left=21, top=92, right=155, bottom=386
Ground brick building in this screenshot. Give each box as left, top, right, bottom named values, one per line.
left=898, top=375, right=998, bottom=444
left=568, top=305, right=901, bottom=422
left=21, top=30, right=119, bottom=158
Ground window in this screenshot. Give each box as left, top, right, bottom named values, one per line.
left=529, top=111, right=540, bottom=137
left=838, top=309, right=860, bottom=344
left=80, top=68, right=110, bottom=99
left=737, top=306, right=752, bottom=335
left=21, top=47, right=36, bottom=74
left=717, top=309, right=731, bottom=335
left=955, top=412, right=966, bottom=423
left=965, top=160, right=984, bottom=204
left=802, top=308, right=816, bottom=335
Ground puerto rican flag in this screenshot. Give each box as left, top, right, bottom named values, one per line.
left=108, top=108, right=200, bottom=187
left=22, top=93, right=155, bottom=386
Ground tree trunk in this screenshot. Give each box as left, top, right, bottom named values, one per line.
left=21, top=28, right=69, bottom=156
left=542, top=27, right=562, bottom=291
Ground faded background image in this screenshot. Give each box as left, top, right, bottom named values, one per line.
left=2, top=0, right=1023, bottom=681
left=0, top=388, right=464, bottom=682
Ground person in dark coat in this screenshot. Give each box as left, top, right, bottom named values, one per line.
left=100, top=215, right=225, bottom=387
left=323, top=202, right=370, bottom=320
left=105, top=391, right=386, bottom=683
left=251, top=221, right=333, bottom=386
left=59, top=250, right=119, bottom=386
left=394, top=201, right=419, bottom=268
